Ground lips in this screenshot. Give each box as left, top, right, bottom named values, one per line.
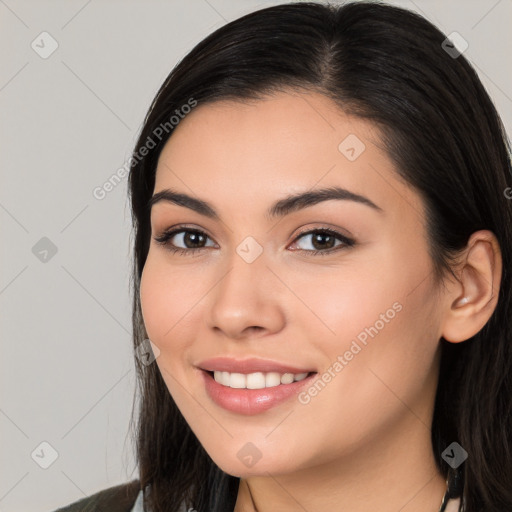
left=197, top=356, right=315, bottom=374
left=196, top=356, right=317, bottom=414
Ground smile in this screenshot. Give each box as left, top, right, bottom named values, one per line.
left=200, top=369, right=317, bottom=415
left=212, top=370, right=310, bottom=389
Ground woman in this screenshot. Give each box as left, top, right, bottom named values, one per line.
left=55, top=1, right=512, bottom=511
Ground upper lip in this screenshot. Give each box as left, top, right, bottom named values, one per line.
left=197, top=357, right=316, bottom=375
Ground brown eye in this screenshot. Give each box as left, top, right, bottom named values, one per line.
left=290, top=228, right=355, bottom=255
left=154, top=228, right=215, bottom=255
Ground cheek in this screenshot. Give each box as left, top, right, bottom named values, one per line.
left=296, top=260, right=405, bottom=357
left=139, top=258, right=198, bottom=407
left=334, top=283, right=438, bottom=420
left=301, top=241, right=438, bottom=386
left=139, top=256, right=195, bottom=359
left=139, top=259, right=165, bottom=342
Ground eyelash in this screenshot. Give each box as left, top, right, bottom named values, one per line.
left=153, top=225, right=355, bottom=257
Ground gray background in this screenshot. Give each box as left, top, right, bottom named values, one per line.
left=1, top=0, right=510, bottom=510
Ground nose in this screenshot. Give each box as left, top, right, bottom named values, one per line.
left=204, top=248, right=286, bottom=340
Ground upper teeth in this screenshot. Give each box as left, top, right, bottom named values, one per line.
left=213, top=371, right=309, bottom=389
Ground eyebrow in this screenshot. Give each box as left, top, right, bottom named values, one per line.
left=148, top=186, right=383, bottom=220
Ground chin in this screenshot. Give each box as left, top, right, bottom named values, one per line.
left=208, top=449, right=296, bottom=479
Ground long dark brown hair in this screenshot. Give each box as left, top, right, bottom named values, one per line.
left=127, top=2, right=512, bottom=511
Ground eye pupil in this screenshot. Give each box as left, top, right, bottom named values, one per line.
left=312, top=233, right=335, bottom=250
left=185, top=231, right=205, bottom=248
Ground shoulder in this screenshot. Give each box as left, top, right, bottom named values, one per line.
left=53, top=479, right=141, bottom=512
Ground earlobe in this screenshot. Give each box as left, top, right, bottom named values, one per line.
left=441, top=230, right=502, bottom=344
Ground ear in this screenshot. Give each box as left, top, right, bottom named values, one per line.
left=441, top=230, right=502, bottom=343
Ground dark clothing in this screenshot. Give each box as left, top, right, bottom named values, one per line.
left=53, top=480, right=141, bottom=512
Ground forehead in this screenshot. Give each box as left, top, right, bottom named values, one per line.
left=153, top=90, right=424, bottom=224
left=157, top=90, right=379, bottom=175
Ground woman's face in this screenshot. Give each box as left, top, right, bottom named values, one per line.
left=139, top=90, right=447, bottom=477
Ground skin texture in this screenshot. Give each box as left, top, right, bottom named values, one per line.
left=139, top=90, right=502, bottom=512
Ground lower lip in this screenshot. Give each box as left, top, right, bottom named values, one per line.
left=200, top=369, right=316, bottom=415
